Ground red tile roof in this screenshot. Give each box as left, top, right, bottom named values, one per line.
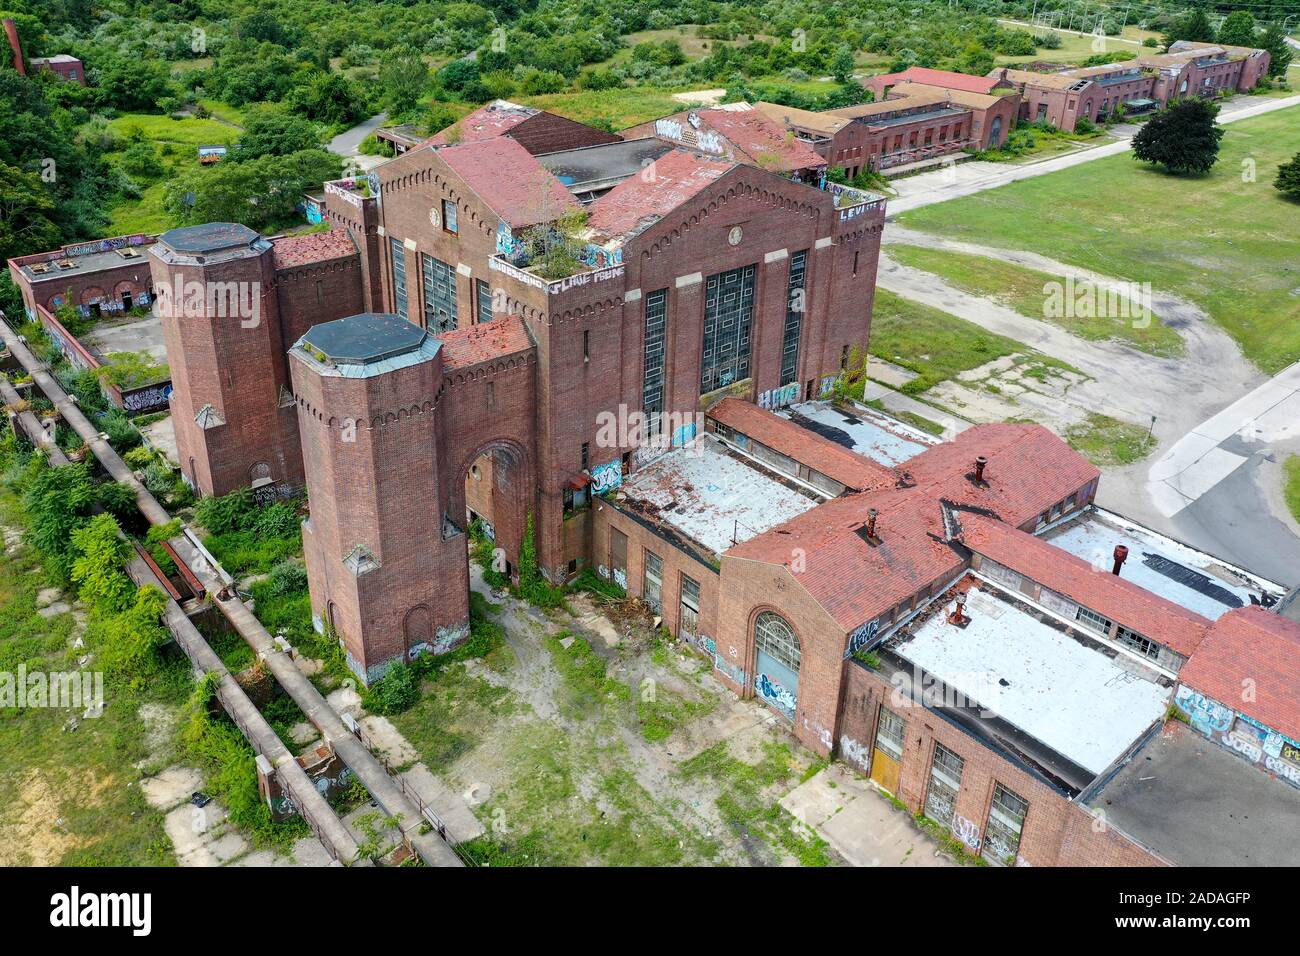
left=588, top=149, right=733, bottom=242
left=438, top=137, right=580, bottom=229
left=697, top=107, right=828, bottom=173
left=1179, top=607, right=1300, bottom=742
left=961, top=513, right=1210, bottom=657
left=271, top=227, right=356, bottom=269
left=437, top=315, right=533, bottom=370
left=872, top=66, right=1004, bottom=95
left=727, top=422, right=1100, bottom=632
left=422, top=100, right=538, bottom=148
left=903, top=423, right=1100, bottom=528
left=707, top=397, right=895, bottom=492
left=727, top=484, right=967, bottom=631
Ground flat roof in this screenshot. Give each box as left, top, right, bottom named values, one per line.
left=867, top=106, right=967, bottom=129
left=159, top=223, right=261, bottom=256
left=19, top=244, right=155, bottom=281
left=614, top=435, right=819, bottom=556
left=896, top=584, right=1170, bottom=775
left=300, top=313, right=427, bottom=365
left=1088, top=722, right=1300, bottom=866
left=1043, top=508, right=1277, bottom=620
left=776, top=400, right=937, bottom=467
left=537, top=138, right=673, bottom=194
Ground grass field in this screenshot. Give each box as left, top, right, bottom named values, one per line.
left=1285, top=455, right=1300, bottom=523
left=518, top=86, right=715, bottom=128
left=103, top=112, right=243, bottom=234
left=868, top=288, right=1075, bottom=394
left=887, top=245, right=1185, bottom=357
left=899, top=105, right=1300, bottom=374
left=1064, top=412, right=1156, bottom=465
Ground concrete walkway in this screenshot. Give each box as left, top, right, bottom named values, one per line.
left=780, top=764, right=957, bottom=867
left=886, top=93, right=1300, bottom=215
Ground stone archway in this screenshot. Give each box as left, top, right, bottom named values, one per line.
left=449, top=437, right=533, bottom=580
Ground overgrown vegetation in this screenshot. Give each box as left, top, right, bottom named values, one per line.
left=195, top=488, right=303, bottom=575
left=1064, top=412, right=1156, bottom=466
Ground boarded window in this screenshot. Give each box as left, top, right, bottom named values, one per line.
left=982, top=784, right=1029, bottom=865
left=925, top=743, right=964, bottom=828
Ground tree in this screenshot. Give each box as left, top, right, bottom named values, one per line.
left=1132, top=99, right=1224, bottom=175
left=21, top=459, right=96, bottom=579
left=1259, top=24, right=1293, bottom=79
left=236, top=106, right=321, bottom=160
left=829, top=45, right=856, bottom=83
left=1276, top=152, right=1300, bottom=200
left=378, top=49, right=430, bottom=117
left=1216, top=11, right=1257, bottom=48
left=165, top=148, right=342, bottom=230
left=0, top=162, right=61, bottom=263
left=90, top=54, right=174, bottom=112
left=954, top=42, right=994, bottom=78
left=70, top=513, right=134, bottom=612
left=1164, top=8, right=1215, bottom=46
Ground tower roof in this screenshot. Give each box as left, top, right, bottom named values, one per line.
left=297, top=313, right=436, bottom=373
left=159, top=222, right=262, bottom=255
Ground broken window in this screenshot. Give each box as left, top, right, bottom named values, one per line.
left=925, top=743, right=964, bottom=828
left=982, top=784, right=1029, bottom=865
left=643, top=550, right=663, bottom=613
left=875, top=705, right=905, bottom=761
left=1075, top=606, right=1112, bottom=635
left=422, top=253, right=458, bottom=334
left=1115, top=626, right=1159, bottom=661
left=476, top=279, right=493, bottom=323
left=780, top=250, right=808, bottom=386
left=679, top=574, right=700, bottom=638
left=643, top=289, right=667, bottom=437
left=390, top=237, right=408, bottom=320
left=700, top=264, right=755, bottom=394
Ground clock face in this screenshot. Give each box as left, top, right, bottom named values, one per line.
left=429, top=206, right=441, bottom=228
left=728, top=226, right=743, bottom=246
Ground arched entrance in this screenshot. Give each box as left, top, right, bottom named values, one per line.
left=449, top=437, right=532, bottom=585
left=404, top=605, right=434, bottom=658
left=990, top=115, right=1003, bottom=145
left=754, top=611, right=801, bottom=721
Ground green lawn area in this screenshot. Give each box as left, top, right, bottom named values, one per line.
left=887, top=245, right=1185, bottom=357
left=899, top=105, right=1300, bottom=374
left=994, top=20, right=1159, bottom=66
left=0, top=487, right=184, bottom=865
left=1064, top=412, right=1156, bottom=466
left=868, top=288, right=1073, bottom=394
left=1284, top=455, right=1300, bottom=523
left=103, top=112, right=243, bottom=235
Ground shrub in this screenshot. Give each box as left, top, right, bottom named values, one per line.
left=95, top=585, right=171, bottom=686
left=70, top=513, right=134, bottom=612
left=267, top=560, right=309, bottom=596
left=253, top=501, right=301, bottom=538
left=195, top=487, right=257, bottom=535
left=362, top=661, right=420, bottom=715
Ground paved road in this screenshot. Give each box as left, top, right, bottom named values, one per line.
left=328, top=112, right=388, bottom=157
left=886, top=93, right=1300, bottom=216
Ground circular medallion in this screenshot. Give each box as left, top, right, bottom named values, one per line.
left=728, top=226, right=743, bottom=246
left=429, top=206, right=441, bottom=228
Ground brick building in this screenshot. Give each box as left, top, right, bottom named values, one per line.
left=8, top=234, right=159, bottom=320
left=990, top=40, right=1271, bottom=132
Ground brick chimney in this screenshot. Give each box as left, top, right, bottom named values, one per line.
left=865, top=508, right=878, bottom=538
left=3, top=18, right=26, bottom=76
left=1112, top=545, right=1129, bottom=576
left=974, top=455, right=987, bottom=483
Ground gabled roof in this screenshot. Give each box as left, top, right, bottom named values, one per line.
left=888, top=81, right=1009, bottom=110
left=271, top=226, right=357, bottom=270
left=1179, top=607, right=1300, bottom=742
left=423, top=99, right=538, bottom=148
left=694, top=105, right=828, bottom=172
left=960, top=513, right=1211, bottom=657
left=438, top=137, right=580, bottom=229
left=753, top=101, right=854, bottom=136
left=827, top=89, right=956, bottom=120
left=869, top=66, right=1005, bottom=95
left=586, top=149, right=733, bottom=243
left=707, top=397, right=896, bottom=492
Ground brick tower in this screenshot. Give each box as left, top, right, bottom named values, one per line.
left=150, top=223, right=303, bottom=497
left=289, top=312, right=470, bottom=682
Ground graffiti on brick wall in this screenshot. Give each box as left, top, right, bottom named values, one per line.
left=844, top=619, right=879, bottom=660
left=713, top=654, right=745, bottom=687
left=757, top=383, right=799, bottom=410
left=1174, top=685, right=1233, bottom=735
left=818, top=375, right=837, bottom=397
left=839, top=735, right=871, bottom=772
left=590, top=459, right=623, bottom=494
left=802, top=716, right=832, bottom=751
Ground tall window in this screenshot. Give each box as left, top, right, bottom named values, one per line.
left=442, top=199, right=458, bottom=234
left=476, top=279, right=493, bottom=323
left=643, top=551, right=663, bottom=613
left=679, top=574, right=700, bottom=638
left=700, top=264, right=755, bottom=394
left=642, top=289, right=667, bottom=439
left=390, top=237, right=408, bottom=319
left=924, top=743, right=964, bottom=828
left=755, top=612, right=800, bottom=673
left=875, top=705, right=905, bottom=760
left=982, top=784, right=1029, bottom=865
left=781, top=250, right=808, bottom=386
left=421, top=253, right=458, bottom=334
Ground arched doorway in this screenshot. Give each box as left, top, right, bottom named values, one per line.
left=404, top=605, right=434, bottom=658
left=453, top=438, right=531, bottom=586
left=989, top=115, right=1003, bottom=145
left=754, top=611, right=800, bottom=721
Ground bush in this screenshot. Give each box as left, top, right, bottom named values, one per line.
left=362, top=661, right=420, bottom=715
left=195, top=487, right=257, bottom=535
left=94, top=585, right=171, bottom=686
left=253, top=502, right=301, bottom=538
left=267, top=560, right=309, bottom=596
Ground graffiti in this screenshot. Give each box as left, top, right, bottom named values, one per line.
left=547, top=265, right=624, bottom=295
left=120, top=382, right=172, bottom=414
left=655, top=119, right=684, bottom=141
left=1264, top=755, right=1300, bottom=788
left=757, top=672, right=797, bottom=720
left=671, top=420, right=697, bottom=448
left=839, top=735, right=871, bottom=772
left=578, top=244, right=623, bottom=269
left=713, top=654, right=745, bottom=686
left=589, top=459, right=623, bottom=494
left=1224, top=730, right=1263, bottom=763
left=495, top=222, right=522, bottom=260
left=1174, top=685, right=1233, bottom=736
left=844, top=620, right=879, bottom=660
left=952, top=814, right=981, bottom=850
left=698, top=634, right=716, bottom=655
left=818, top=375, right=837, bottom=397
left=63, top=234, right=150, bottom=258
left=802, top=716, right=832, bottom=751
left=757, top=383, right=799, bottom=410
left=612, top=568, right=627, bottom=589
left=696, top=130, right=724, bottom=154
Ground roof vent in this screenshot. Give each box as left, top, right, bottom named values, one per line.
left=947, top=593, right=972, bottom=627
left=974, top=456, right=987, bottom=483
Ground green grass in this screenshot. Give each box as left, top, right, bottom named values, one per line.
left=868, top=288, right=1027, bottom=393
left=517, top=86, right=712, bottom=129
left=0, top=478, right=186, bottom=865
left=544, top=630, right=631, bottom=720
left=899, top=105, right=1300, bottom=374
left=1283, top=456, right=1300, bottom=524
left=1064, top=412, right=1156, bottom=466
left=862, top=399, right=947, bottom=436
left=390, top=662, right=515, bottom=767
left=888, top=245, right=1185, bottom=357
